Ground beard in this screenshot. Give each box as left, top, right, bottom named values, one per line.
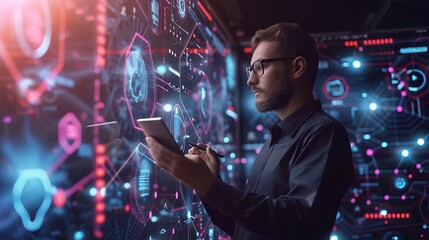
left=255, top=78, right=292, bottom=112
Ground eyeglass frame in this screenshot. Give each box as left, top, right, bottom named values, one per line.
left=245, top=56, right=297, bottom=78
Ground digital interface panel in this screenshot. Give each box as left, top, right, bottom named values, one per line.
left=0, top=0, right=239, bottom=239
left=240, top=28, right=429, bottom=239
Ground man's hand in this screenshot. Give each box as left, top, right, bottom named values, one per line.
left=146, top=137, right=216, bottom=196
left=188, top=143, right=220, bottom=177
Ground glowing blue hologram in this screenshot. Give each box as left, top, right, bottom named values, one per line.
left=89, top=187, right=97, bottom=196
left=172, top=105, right=186, bottom=150
left=330, top=235, right=338, bottom=240
left=200, top=86, right=207, bottom=117
left=139, top=169, right=150, bottom=197
left=100, top=187, right=106, bottom=196
left=226, top=108, right=238, bottom=119
left=326, top=79, right=345, bottom=97
left=156, top=64, right=166, bottom=74
left=399, top=46, right=428, bottom=54
left=74, top=231, right=84, bottom=240
left=406, top=68, right=426, bottom=92
left=393, top=176, right=408, bottom=190
left=126, top=50, right=148, bottom=103
left=178, top=0, right=186, bottom=17
left=341, top=62, right=350, bottom=67
left=369, top=102, right=377, bottom=111
left=417, top=138, right=425, bottom=146
left=352, top=60, right=362, bottom=68
left=397, top=81, right=405, bottom=90
left=163, top=103, right=173, bottom=112
left=401, top=149, right=409, bottom=157
left=150, top=0, right=160, bottom=33
left=12, top=169, right=53, bottom=232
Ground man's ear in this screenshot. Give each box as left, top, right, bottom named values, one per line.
left=292, top=56, right=306, bottom=79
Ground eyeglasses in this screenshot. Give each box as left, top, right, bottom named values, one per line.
left=245, top=57, right=296, bottom=78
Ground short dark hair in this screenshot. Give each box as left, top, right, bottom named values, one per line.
left=250, top=23, right=319, bottom=86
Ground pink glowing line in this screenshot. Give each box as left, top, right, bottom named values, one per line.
left=179, top=23, right=199, bottom=57
left=64, top=172, right=95, bottom=197
left=34, top=0, right=66, bottom=101
left=47, top=151, right=71, bottom=176
left=135, top=0, right=149, bottom=21
left=0, top=39, right=23, bottom=80
left=104, top=146, right=140, bottom=189
left=156, top=83, right=169, bottom=92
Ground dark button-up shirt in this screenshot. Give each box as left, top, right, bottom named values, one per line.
left=201, top=100, right=355, bottom=240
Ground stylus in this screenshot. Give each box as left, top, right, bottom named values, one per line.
left=187, top=143, right=225, bottom=158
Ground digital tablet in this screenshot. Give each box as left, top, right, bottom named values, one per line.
left=137, top=117, right=183, bottom=154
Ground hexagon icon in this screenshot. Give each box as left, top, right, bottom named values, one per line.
left=123, top=32, right=157, bottom=130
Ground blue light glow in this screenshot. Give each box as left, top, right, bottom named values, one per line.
left=394, top=176, right=407, bottom=190
left=13, top=169, right=53, bottom=232
left=417, top=138, right=424, bottom=146
left=381, top=142, right=388, bottom=148
left=89, top=187, right=97, bottom=196
left=369, top=102, right=377, bottom=111
left=156, top=65, right=167, bottom=73
left=352, top=60, right=362, bottom=68
left=401, top=149, right=409, bottom=157
left=399, top=46, right=428, bottom=54
left=336, top=211, right=342, bottom=220
left=74, top=231, right=85, bottom=240
left=163, top=103, right=173, bottom=112
left=342, top=62, right=350, bottom=67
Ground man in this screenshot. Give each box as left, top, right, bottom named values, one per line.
left=146, top=22, right=355, bottom=239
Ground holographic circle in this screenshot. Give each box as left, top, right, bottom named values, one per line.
left=178, top=0, right=186, bottom=17
left=14, top=0, right=52, bottom=59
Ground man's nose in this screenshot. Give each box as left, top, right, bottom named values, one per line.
left=246, top=74, right=257, bottom=86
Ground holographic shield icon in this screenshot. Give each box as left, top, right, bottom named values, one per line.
left=12, top=169, right=52, bottom=231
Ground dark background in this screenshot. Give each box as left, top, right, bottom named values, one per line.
left=210, top=0, right=429, bottom=40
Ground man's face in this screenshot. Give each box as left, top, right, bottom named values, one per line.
left=247, top=41, right=293, bottom=112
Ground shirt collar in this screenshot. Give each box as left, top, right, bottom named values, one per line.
left=270, top=100, right=322, bottom=136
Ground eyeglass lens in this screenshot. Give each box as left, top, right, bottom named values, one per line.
left=246, top=61, right=263, bottom=78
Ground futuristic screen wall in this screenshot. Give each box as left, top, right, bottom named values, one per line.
left=0, top=0, right=239, bottom=239
left=240, top=28, right=429, bottom=239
